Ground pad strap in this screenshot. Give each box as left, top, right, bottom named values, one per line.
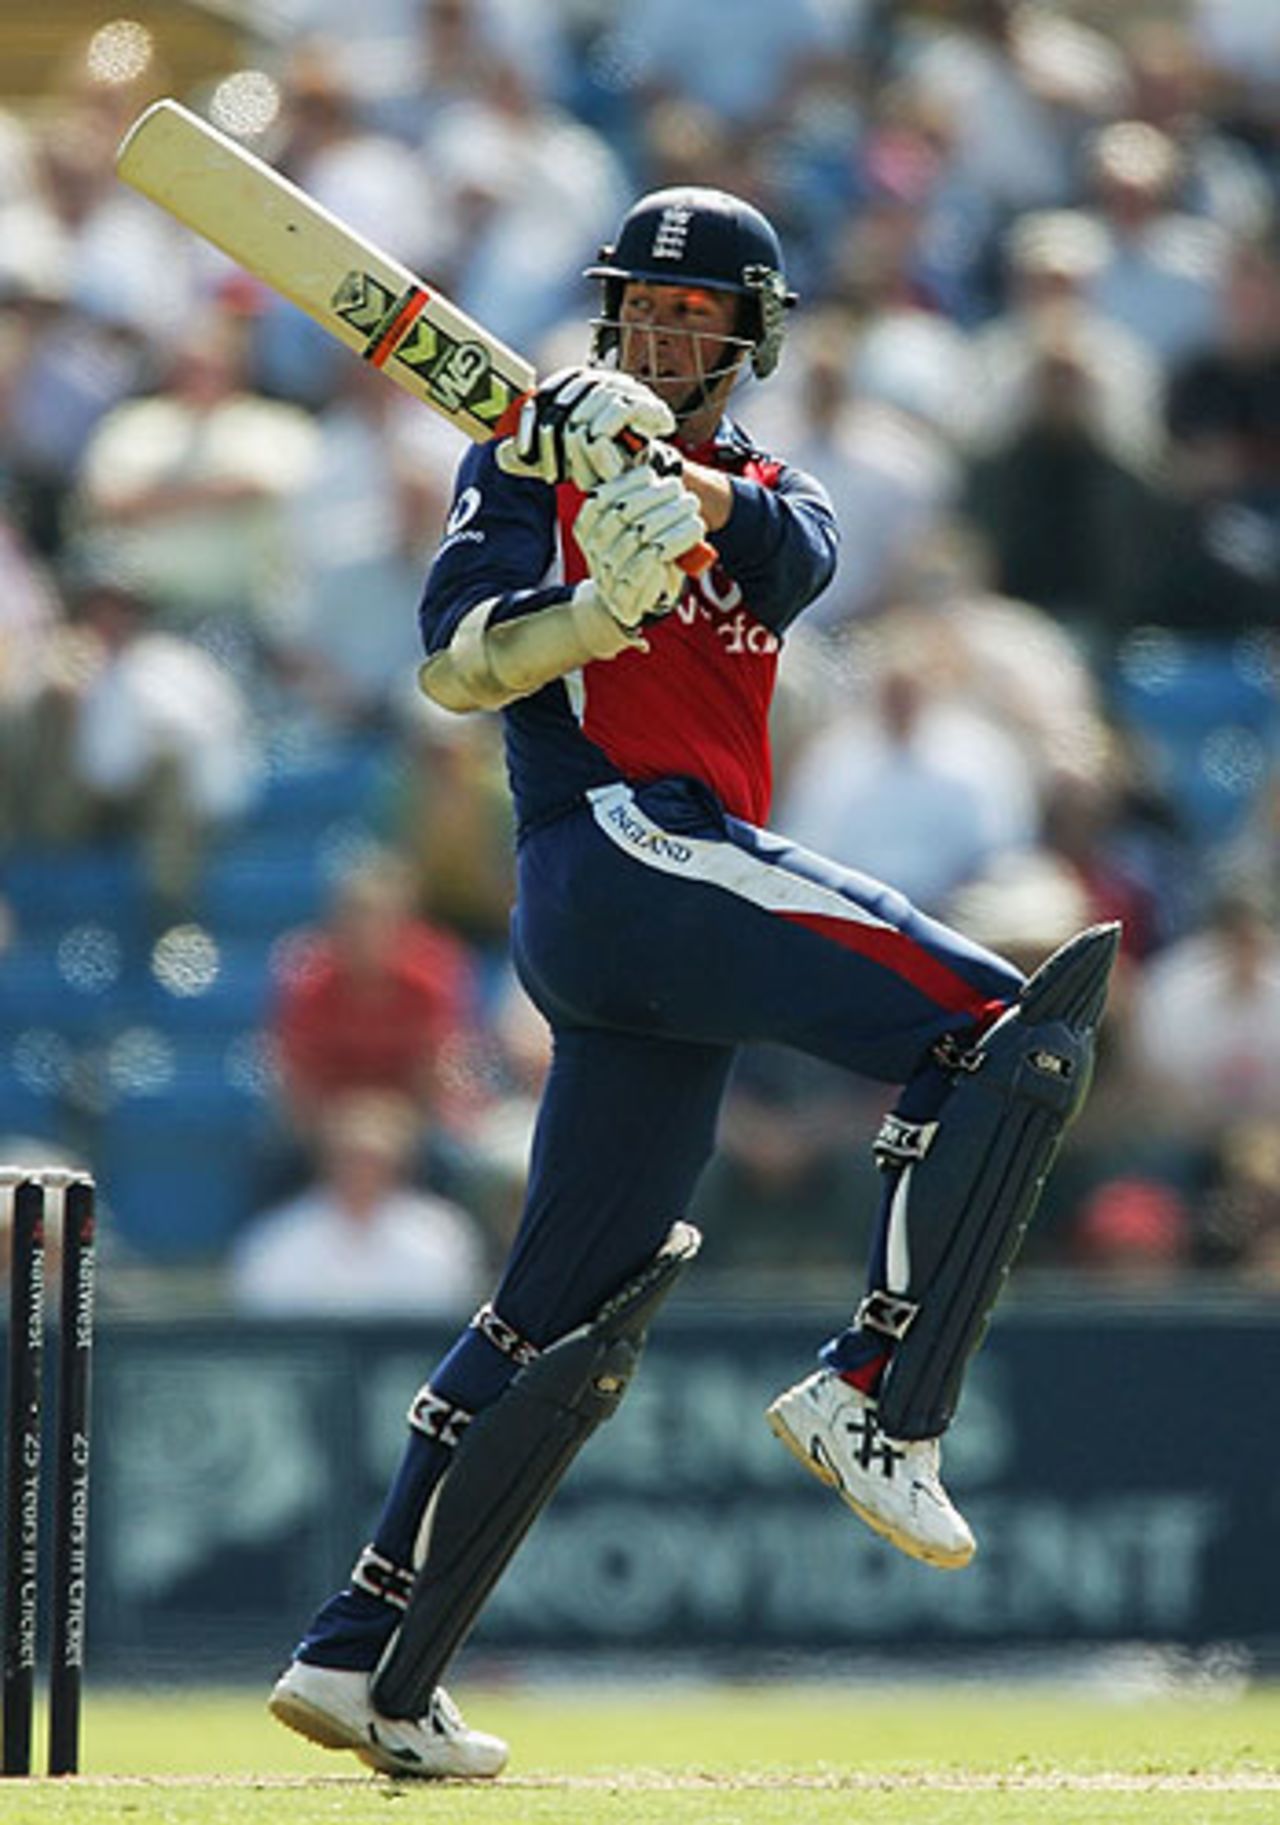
left=932, top=1033, right=985, bottom=1075
left=469, top=1302, right=541, bottom=1369
left=406, top=1384, right=474, bottom=1449
left=855, top=1290, right=919, bottom=1342
left=351, top=1543, right=415, bottom=1612
left=872, top=1114, right=937, bottom=1170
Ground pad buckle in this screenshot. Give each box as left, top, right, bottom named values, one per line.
left=352, top=1543, right=415, bottom=1612
left=932, top=1033, right=985, bottom=1075
left=856, top=1290, right=919, bottom=1342
left=872, top=1115, right=937, bottom=1170
left=407, top=1383, right=473, bottom=1448
left=470, top=1302, right=541, bottom=1368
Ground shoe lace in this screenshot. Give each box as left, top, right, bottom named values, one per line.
left=843, top=1404, right=906, bottom=1478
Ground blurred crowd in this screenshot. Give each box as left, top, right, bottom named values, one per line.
left=0, top=0, right=1278, bottom=1309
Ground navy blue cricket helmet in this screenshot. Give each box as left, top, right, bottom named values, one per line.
left=585, top=187, right=797, bottom=379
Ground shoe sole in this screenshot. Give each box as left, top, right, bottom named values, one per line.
left=765, top=1400, right=975, bottom=1571
left=269, top=1688, right=407, bottom=1776
left=269, top=1687, right=367, bottom=1756
left=269, top=1686, right=504, bottom=1780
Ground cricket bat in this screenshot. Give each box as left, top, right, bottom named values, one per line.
left=115, top=100, right=713, bottom=569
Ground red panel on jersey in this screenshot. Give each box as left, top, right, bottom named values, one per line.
left=557, top=463, right=783, bottom=824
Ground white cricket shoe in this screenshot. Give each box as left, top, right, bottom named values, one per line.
left=268, top=1659, right=508, bottom=1779
left=766, top=1369, right=975, bottom=1570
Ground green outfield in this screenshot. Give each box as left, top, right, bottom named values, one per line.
left=2, top=1683, right=1277, bottom=1823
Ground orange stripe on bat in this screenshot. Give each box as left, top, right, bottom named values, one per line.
left=364, top=286, right=431, bottom=367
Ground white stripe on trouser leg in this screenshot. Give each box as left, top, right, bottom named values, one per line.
left=413, top=1481, right=443, bottom=1571
left=886, top=1167, right=913, bottom=1294
left=586, top=782, right=894, bottom=931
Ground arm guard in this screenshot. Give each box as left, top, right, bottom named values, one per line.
left=417, top=582, right=646, bottom=713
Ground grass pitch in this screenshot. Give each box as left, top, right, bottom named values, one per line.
left=2, top=1682, right=1277, bottom=1823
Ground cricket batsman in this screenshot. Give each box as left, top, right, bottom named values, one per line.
left=268, top=186, right=1119, bottom=1777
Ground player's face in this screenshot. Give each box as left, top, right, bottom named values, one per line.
left=616, top=281, right=745, bottom=411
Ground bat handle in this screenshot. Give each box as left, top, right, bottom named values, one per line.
left=493, top=398, right=716, bottom=578
left=615, top=429, right=716, bottom=576
left=676, top=540, right=717, bottom=578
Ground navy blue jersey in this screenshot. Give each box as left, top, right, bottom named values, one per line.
left=418, top=419, right=837, bottom=831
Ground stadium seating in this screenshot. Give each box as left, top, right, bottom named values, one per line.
left=0, top=732, right=392, bottom=1259
left=0, top=842, right=149, bottom=934
left=94, top=1038, right=269, bottom=1258
left=1110, top=634, right=1279, bottom=846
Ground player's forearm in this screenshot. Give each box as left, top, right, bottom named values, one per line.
left=710, top=473, right=838, bottom=625
left=678, top=459, right=735, bottom=533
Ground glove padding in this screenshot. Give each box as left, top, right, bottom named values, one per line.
left=496, top=367, right=675, bottom=490
left=574, top=465, right=705, bottom=628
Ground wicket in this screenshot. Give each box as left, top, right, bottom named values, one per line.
left=1, top=1168, right=96, bottom=1778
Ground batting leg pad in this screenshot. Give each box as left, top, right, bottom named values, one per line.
left=370, top=1221, right=702, bottom=1717
left=866, top=922, right=1120, bottom=1441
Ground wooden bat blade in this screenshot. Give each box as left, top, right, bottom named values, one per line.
left=115, top=99, right=534, bottom=443
left=116, top=100, right=715, bottom=574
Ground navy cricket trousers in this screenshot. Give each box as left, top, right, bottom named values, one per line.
left=495, top=775, right=1022, bottom=1343
left=298, top=774, right=1023, bottom=1666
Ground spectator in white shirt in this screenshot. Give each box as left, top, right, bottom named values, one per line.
left=73, top=301, right=319, bottom=637
left=778, top=619, right=1037, bottom=915
left=230, top=1090, right=488, bottom=1318
left=1081, top=120, right=1230, bottom=366
left=1131, top=888, right=1280, bottom=1138
left=14, top=561, right=254, bottom=922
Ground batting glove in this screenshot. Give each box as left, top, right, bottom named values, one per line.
left=496, top=367, right=676, bottom=490
left=574, top=465, right=705, bottom=628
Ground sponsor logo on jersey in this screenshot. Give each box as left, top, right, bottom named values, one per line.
left=672, top=569, right=781, bottom=655
left=436, top=485, right=486, bottom=556
left=446, top=487, right=482, bottom=534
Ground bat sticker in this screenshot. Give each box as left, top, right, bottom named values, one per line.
left=333, top=270, right=521, bottom=426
